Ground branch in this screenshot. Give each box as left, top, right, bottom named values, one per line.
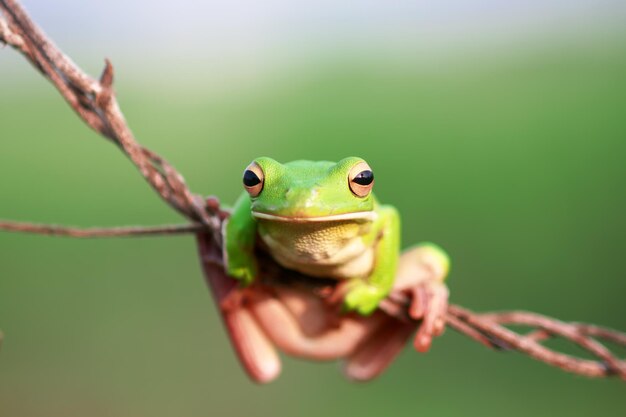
left=0, top=220, right=209, bottom=238
left=266, top=266, right=626, bottom=380
left=1, top=0, right=624, bottom=381
left=445, top=306, right=626, bottom=378
left=0, top=0, right=221, bottom=238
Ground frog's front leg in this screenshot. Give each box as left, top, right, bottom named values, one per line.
left=223, top=193, right=258, bottom=285
left=342, top=205, right=400, bottom=315
left=342, top=243, right=450, bottom=380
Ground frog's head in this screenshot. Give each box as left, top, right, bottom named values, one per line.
left=241, top=156, right=376, bottom=222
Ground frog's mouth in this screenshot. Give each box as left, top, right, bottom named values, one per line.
left=251, top=210, right=377, bottom=223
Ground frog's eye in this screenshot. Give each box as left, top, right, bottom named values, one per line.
left=243, top=162, right=264, bottom=197
left=348, top=161, right=374, bottom=198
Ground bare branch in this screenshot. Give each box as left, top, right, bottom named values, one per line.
left=0, top=220, right=208, bottom=238
left=263, top=262, right=626, bottom=379
left=445, top=305, right=626, bottom=379
left=0, top=0, right=221, bottom=239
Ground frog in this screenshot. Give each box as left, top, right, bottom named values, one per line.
left=223, top=156, right=449, bottom=316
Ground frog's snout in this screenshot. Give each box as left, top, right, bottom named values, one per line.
left=283, top=186, right=322, bottom=215
left=285, top=187, right=320, bottom=200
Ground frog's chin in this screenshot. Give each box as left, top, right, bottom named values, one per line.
left=251, top=210, right=377, bottom=223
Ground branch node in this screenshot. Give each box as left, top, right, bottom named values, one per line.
left=0, top=14, right=24, bottom=49
left=100, top=58, right=114, bottom=87
left=97, top=58, right=114, bottom=106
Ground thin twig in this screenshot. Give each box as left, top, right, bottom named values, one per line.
left=1, top=0, right=624, bottom=381
left=0, top=0, right=221, bottom=238
left=447, top=305, right=626, bottom=379
left=376, top=290, right=626, bottom=379
left=0, top=221, right=208, bottom=238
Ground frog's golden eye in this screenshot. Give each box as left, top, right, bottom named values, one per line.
left=348, top=161, right=374, bottom=198
left=243, top=162, right=264, bottom=197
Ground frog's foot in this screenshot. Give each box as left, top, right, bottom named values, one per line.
left=407, top=280, right=449, bottom=352
left=344, top=281, right=386, bottom=316
left=226, top=263, right=257, bottom=286
left=324, top=279, right=384, bottom=316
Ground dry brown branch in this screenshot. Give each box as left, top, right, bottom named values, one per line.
left=0, top=220, right=209, bottom=238
left=1, top=0, right=624, bottom=380
left=0, top=0, right=221, bottom=237
left=445, top=306, right=626, bottom=378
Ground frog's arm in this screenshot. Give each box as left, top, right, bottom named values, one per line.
left=223, top=193, right=258, bottom=285
left=344, top=205, right=400, bottom=315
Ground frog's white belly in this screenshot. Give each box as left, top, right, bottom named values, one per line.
left=257, top=219, right=375, bottom=279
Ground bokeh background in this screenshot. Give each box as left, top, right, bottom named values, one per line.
left=1, top=1, right=625, bottom=416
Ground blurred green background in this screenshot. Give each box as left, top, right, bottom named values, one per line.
left=1, top=1, right=626, bottom=416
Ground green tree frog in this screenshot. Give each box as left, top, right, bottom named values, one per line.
left=224, top=157, right=450, bottom=316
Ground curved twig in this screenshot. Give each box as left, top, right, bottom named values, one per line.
left=447, top=305, right=626, bottom=379
left=0, top=0, right=221, bottom=238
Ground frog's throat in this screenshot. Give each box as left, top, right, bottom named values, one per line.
left=251, top=210, right=377, bottom=223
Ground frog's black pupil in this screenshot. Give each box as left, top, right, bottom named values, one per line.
left=243, top=170, right=261, bottom=187
left=353, top=170, right=374, bottom=186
